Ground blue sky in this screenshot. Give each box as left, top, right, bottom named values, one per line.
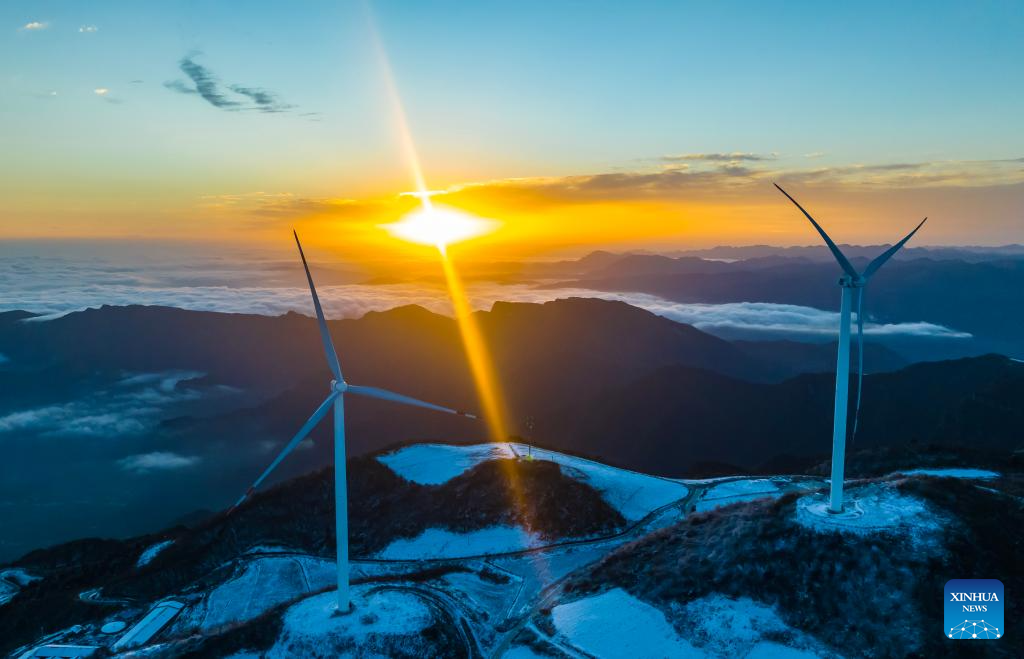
left=1, top=1, right=1022, bottom=248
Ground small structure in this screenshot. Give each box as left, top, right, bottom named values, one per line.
left=111, top=600, right=184, bottom=651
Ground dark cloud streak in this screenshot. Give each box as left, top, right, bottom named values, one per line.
left=229, top=84, right=295, bottom=113
left=165, top=54, right=298, bottom=115
left=663, top=152, right=776, bottom=162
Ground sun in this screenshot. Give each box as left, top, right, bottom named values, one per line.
left=382, top=204, right=498, bottom=250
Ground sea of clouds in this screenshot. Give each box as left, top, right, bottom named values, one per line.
left=0, top=246, right=969, bottom=339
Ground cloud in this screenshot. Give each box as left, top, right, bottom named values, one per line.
left=662, top=152, right=776, bottom=162
left=165, top=54, right=296, bottom=114
left=21, top=21, right=48, bottom=31
left=79, top=25, right=98, bottom=33
left=0, top=248, right=973, bottom=341
left=618, top=298, right=972, bottom=338
left=93, top=88, right=124, bottom=105
left=229, top=85, right=295, bottom=113
left=0, top=370, right=211, bottom=437
left=118, top=451, right=201, bottom=473
left=167, top=55, right=242, bottom=109
left=434, top=156, right=1024, bottom=211
left=197, top=191, right=375, bottom=221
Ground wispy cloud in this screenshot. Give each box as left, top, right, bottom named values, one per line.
left=662, top=152, right=776, bottom=163
left=165, top=54, right=297, bottom=114
left=118, top=451, right=201, bottom=473
left=432, top=156, right=1024, bottom=210
left=619, top=299, right=972, bottom=338
left=20, top=21, right=48, bottom=31
left=0, top=370, right=209, bottom=437
left=229, top=85, right=295, bottom=113
left=167, top=55, right=242, bottom=109
left=78, top=25, right=98, bottom=33
left=93, top=87, right=124, bottom=105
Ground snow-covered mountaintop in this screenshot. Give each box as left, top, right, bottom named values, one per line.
left=378, top=442, right=689, bottom=522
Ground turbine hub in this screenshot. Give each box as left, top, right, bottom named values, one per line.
left=332, top=380, right=348, bottom=393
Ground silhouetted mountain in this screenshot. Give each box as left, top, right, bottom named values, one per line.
left=733, top=339, right=907, bottom=376
left=1, top=300, right=1020, bottom=561
left=536, top=355, right=1024, bottom=477
left=545, top=257, right=1024, bottom=356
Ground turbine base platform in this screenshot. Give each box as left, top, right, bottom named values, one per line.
left=794, top=484, right=945, bottom=539
left=331, top=601, right=356, bottom=617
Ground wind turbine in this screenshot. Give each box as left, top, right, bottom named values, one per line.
left=774, top=184, right=925, bottom=513
left=231, top=231, right=476, bottom=612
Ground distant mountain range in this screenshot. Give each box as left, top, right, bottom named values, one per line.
left=0, top=299, right=1021, bottom=560
left=530, top=251, right=1024, bottom=357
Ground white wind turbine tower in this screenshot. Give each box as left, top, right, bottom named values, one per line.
left=775, top=184, right=926, bottom=513
left=231, top=231, right=476, bottom=612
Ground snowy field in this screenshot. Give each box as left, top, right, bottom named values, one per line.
left=378, top=443, right=516, bottom=485
left=695, top=478, right=782, bottom=512
left=378, top=442, right=689, bottom=522
left=678, top=594, right=826, bottom=658
left=551, top=588, right=702, bottom=656
left=548, top=589, right=827, bottom=658
left=376, top=525, right=542, bottom=560
left=509, top=444, right=689, bottom=521
left=898, top=468, right=999, bottom=480
left=191, top=556, right=336, bottom=630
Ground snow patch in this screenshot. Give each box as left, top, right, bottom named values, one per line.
left=378, top=442, right=515, bottom=485
left=198, top=556, right=334, bottom=630
left=552, top=588, right=701, bottom=657
left=136, top=540, right=174, bottom=567
left=377, top=525, right=541, bottom=560
left=899, top=468, right=999, bottom=480
left=696, top=478, right=781, bottom=512
left=678, top=593, right=827, bottom=658
left=379, top=442, right=688, bottom=522
left=510, top=444, right=688, bottom=521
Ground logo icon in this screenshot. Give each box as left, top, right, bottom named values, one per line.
left=945, top=579, right=1004, bottom=640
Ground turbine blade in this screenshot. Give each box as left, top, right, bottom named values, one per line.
left=230, top=391, right=339, bottom=512
left=861, top=218, right=927, bottom=280
left=774, top=183, right=859, bottom=280
left=346, top=384, right=476, bottom=418
left=294, top=230, right=343, bottom=382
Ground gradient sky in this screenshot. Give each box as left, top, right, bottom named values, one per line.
left=2, top=1, right=1022, bottom=260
